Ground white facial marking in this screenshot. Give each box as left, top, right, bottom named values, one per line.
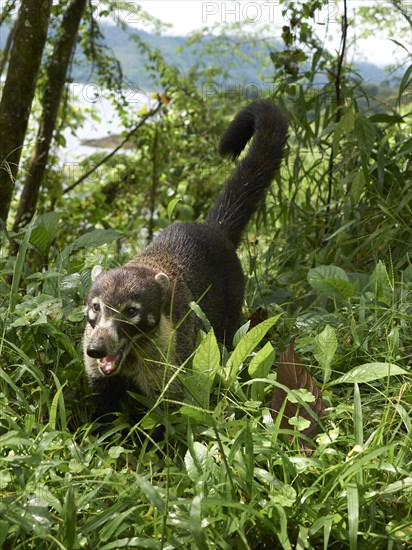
left=147, top=314, right=156, bottom=326
left=96, top=303, right=118, bottom=340
left=88, top=309, right=97, bottom=321
left=88, top=297, right=101, bottom=321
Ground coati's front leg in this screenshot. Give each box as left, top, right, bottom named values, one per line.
left=89, top=375, right=166, bottom=443
left=89, top=375, right=127, bottom=425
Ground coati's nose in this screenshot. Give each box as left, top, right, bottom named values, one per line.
left=87, top=338, right=108, bottom=359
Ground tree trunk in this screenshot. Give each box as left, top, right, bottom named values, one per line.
left=13, top=0, right=87, bottom=231
left=0, top=0, right=52, bottom=225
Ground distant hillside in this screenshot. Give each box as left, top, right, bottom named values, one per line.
left=71, top=24, right=400, bottom=90
left=0, top=21, right=400, bottom=90
left=71, top=25, right=275, bottom=88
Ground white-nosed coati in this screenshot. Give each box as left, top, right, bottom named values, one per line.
left=84, top=100, right=288, bottom=423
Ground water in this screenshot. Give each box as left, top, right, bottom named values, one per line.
left=60, top=84, right=151, bottom=163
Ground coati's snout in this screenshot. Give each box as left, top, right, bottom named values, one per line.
left=86, top=336, right=109, bottom=359
left=86, top=337, right=123, bottom=376
left=85, top=322, right=125, bottom=376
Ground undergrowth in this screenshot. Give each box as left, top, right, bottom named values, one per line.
left=1, top=216, right=412, bottom=550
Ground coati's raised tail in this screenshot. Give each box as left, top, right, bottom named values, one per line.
left=83, top=100, right=288, bottom=426
left=206, top=101, right=288, bottom=248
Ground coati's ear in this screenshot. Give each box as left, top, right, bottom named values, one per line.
left=91, top=265, right=104, bottom=282
left=155, top=272, right=169, bottom=297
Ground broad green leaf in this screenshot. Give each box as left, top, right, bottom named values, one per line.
left=0, top=431, right=31, bottom=448
left=354, top=382, right=363, bottom=447
left=232, top=320, right=251, bottom=347
left=354, top=113, right=376, bottom=156
left=167, top=197, right=181, bottom=221
left=11, top=296, right=61, bottom=327
left=332, top=120, right=344, bottom=158
left=188, top=329, right=220, bottom=409
left=30, top=226, right=52, bottom=258
left=332, top=107, right=355, bottom=155
left=49, top=373, right=67, bottom=431
left=316, top=281, right=351, bottom=301
left=288, top=416, right=311, bottom=431
left=59, top=229, right=122, bottom=264
left=244, top=421, right=254, bottom=496
left=184, top=442, right=215, bottom=483
left=308, top=265, right=349, bottom=284
left=26, top=495, right=52, bottom=532
left=369, top=113, right=403, bottom=124
left=249, top=341, right=273, bottom=405
left=314, top=324, right=337, bottom=384
left=179, top=404, right=214, bottom=426
left=248, top=341, right=275, bottom=379
left=331, top=363, right=409, bottom=385
left=365, top=477, right=412, bottom=499
left=134, top=474, right=165, bottom=513
left=273, top=503, right=293, bottom=550
left=342, top=106, right=356, bottom=132
left=0, top=521, right=9, bottom=547
left=287, top=389, right=316, bottom=404
left=308, top=265, right=354, bottom=300
left=350, top=171, right=366, bottom=204
left=370, top=260, right=392, bottom=304
left=29, top=212, right=60, bottom=258
left=226, top=315, right=281, bottom=385
left=108, top=446, right=125, bottom=459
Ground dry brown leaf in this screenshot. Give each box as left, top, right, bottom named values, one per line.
left=248, top=307, right=269, bottom=328
left=271, top=341, right=325, bottom=440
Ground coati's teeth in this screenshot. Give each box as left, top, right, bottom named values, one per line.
left=98, top=351, right=123, bottom=376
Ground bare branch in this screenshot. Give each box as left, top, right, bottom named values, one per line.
left=63, top=101, right=163, bottom=195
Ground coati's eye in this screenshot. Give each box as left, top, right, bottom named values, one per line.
left=124, top=306, right=139, bottom=318
left=92, top=302, right=100, bottom=313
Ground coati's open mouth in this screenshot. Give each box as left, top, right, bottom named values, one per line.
left=98, top=350, right=123, bottom=376
left=96, top=332, right=145, bottom=377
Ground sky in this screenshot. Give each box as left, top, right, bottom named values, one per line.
left=130, top=0, right=409, bottom=67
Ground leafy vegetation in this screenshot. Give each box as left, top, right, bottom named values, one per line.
left=0, top=0, right=412, bottom=548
